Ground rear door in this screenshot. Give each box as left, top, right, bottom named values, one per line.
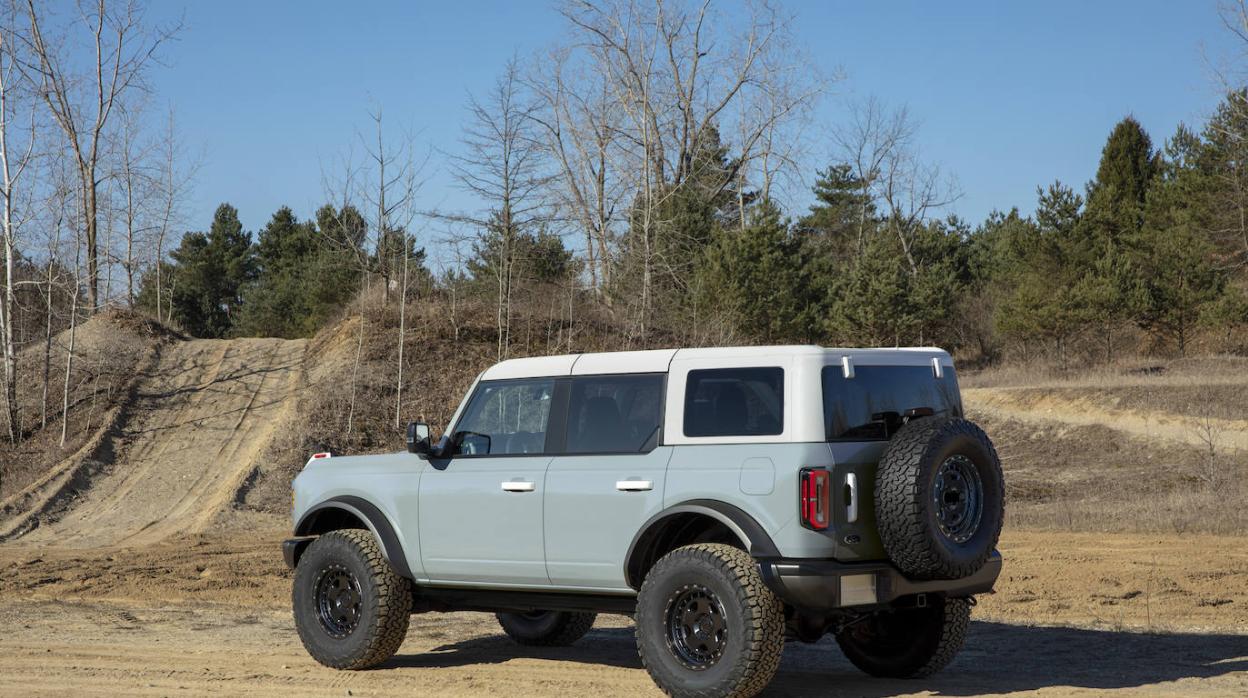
left=418, top=377, right=557, bottom=586
left=543, top=373, right=671, bottom=589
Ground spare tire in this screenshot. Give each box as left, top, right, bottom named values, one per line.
left=875, top=417, right=1003, bottom=580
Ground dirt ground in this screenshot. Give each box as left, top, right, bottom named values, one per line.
left=2, top=336, right=1246, bottom=695
left=1, top=528, right=1245, bottom=697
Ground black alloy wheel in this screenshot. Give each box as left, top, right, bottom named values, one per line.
left=664, top=583, right=729, bottom=670
left=315, top=563, right=363, bottom=638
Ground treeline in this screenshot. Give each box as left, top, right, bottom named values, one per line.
left=152, top=101, right=1248, bottom=369
left=6, top=0, right=1248, bottom=452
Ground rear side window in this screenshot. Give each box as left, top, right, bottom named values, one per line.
left=822, top=365, right=961, bottom=441
left=565, top=374, right=664, bottom=453
left=684, top=367, right=784, bottom=437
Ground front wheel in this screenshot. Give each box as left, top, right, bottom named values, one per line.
left=635, top=543, right=785, bottom=698
left=835, top=595, right=971, bottom=678
left=293, top=529, right=412, bottom=669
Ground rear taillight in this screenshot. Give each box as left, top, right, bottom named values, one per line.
left=799, top=468, right=831, bottom=530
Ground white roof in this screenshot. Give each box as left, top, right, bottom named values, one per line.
left=478, top=345, right=952, bottom=381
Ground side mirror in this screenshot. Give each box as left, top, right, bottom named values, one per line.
left=406, top=421, right=432, bottom=455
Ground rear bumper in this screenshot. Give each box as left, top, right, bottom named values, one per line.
left=758, top=550, right=1001, bottom=612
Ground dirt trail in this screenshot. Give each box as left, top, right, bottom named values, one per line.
left=12, top=338, right=305, bottom=548
left=964, top=387, right=1248, bottom=451
left=0, top=601, right=1243, bottom=697
left=0, top=530, right=1244, bottom=696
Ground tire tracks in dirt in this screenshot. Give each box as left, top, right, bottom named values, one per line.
left=8, top=337, right=307, bottom=548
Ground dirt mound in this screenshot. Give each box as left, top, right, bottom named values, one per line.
left=3, top=337, right=306, bottom=547
left=964, top=386, right=1248, bottom=451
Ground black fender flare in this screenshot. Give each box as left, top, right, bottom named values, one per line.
left=623, top=499, right=780, bottom=589
left=294, top=495, right=414, bottom=579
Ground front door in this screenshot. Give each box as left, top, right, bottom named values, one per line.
left=419, top=377, right=556, bottom=586
left=544, top=373, right=671, bottom=589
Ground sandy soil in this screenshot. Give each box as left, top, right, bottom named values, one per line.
left=2, top=598, right=1245, bottom=698
left=2, top=338, right=306, bottom=546
left=1, top=337, right=1245, bottom=695
left=0, top=529, right=1244, bottom=697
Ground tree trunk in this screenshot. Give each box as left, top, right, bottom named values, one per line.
left=394, top=238, right=409, bottom=430
left=84, top=174, right=99, bottom=312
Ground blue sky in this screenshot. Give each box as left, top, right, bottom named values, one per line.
left=143, top=1, right=1239, bottom=262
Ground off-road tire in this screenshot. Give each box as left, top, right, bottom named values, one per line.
left=496, top=611, right=597, bottom=646
left=636, top=543, right=784, bottom=698
left=876, top=417, right=1004, bottom=580
left=835, top=596, right=971, bottom=678
left=293, top=529, right=411, bottom=669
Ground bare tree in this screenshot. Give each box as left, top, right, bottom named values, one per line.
left=20, top=0, right=178, bottom=312
left=112, top=100, right=153, bottom=307
left=150, top=106, right=193, bottom=321
left=833, top=96, right=958, bottom=272
left=442, top=58, right=550, bottom=360
left=832, top=97, right=915, bottom=258
left=550, top=0, right=819, bottom=340
left=0, top=6, right=36, bottom=446
left=359, top=109, right=424, bottom=303
left=362, top=111, right=425, bottom=428
left=528, top=49, right=624, bottom=293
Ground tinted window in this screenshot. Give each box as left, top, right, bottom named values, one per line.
left=683, top=367, right=784, bottom=437
left=453, top=378, right=555, bottom=455
left=822, top=365, right=961, bottom=441
left=565, top=374, right=664, bottom=453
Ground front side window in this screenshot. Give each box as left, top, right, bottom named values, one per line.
left=565, top=374, right=664, bottom=453
left=452, top=378, right=555, bottom=455
left=822, top=365, right=961, bottom=441
left=683, top=367, right=784, bottom=437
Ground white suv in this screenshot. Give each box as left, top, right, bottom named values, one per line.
left=285, top=346, right=1004, bottom=697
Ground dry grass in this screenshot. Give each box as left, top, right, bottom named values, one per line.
left=962, top=355, right=1248, bottom=390
left=974, top=409, right=1247, bottom=535
left=240, top=286, right=663, bottom=513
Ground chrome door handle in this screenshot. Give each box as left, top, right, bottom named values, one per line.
left=616, top=480, right=653, bottom=492
left=501, top=481, right=536, bottom=492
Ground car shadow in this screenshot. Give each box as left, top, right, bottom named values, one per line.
left=387, top=626, right=643, bottom=671
left=385, top=620, right=1248, bottom=695
left=769, top=621, right=1248, bottom=696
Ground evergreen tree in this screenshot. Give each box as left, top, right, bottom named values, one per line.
left=798, top=163, right=874, bottom=260
left=1133, top=125, right=1226, bottom=354
left=164, top=204, right=255, bottom=337
left=1063, top=118, right=1157, bottom=358
left=1082, top=116, right=1157, bottom=253
left=993, top=185, right=1086, bottom=361
left=1200, top=90, right=1248, bottom=268
left=234, top=207, right=324, bottom=338
left=697, top=200, right=808, bottom=343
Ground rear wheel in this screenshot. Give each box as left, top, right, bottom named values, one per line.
left=293, top=529, right=411, bottom=669
left=496, top=610, right=597, bottom=646
left=835, top=596, right=970, bottom=678
left=636, top=543, right=784, bottom=698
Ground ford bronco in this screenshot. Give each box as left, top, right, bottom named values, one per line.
left=284, top=346, right=1004, bottom=697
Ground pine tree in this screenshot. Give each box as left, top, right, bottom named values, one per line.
left=1133, top=125, right=1226, bottom=355
left=1082, top=116, right=1157, bottom=253
left=164, top=204, right=256, bottom=338
left=697, top=199, right=808, bottom=343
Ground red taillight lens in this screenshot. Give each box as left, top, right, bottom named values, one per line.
left=799, top=468, right=831, bottom=530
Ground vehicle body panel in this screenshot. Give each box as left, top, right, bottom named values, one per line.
left=290, top=345, right=977, bottom=604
